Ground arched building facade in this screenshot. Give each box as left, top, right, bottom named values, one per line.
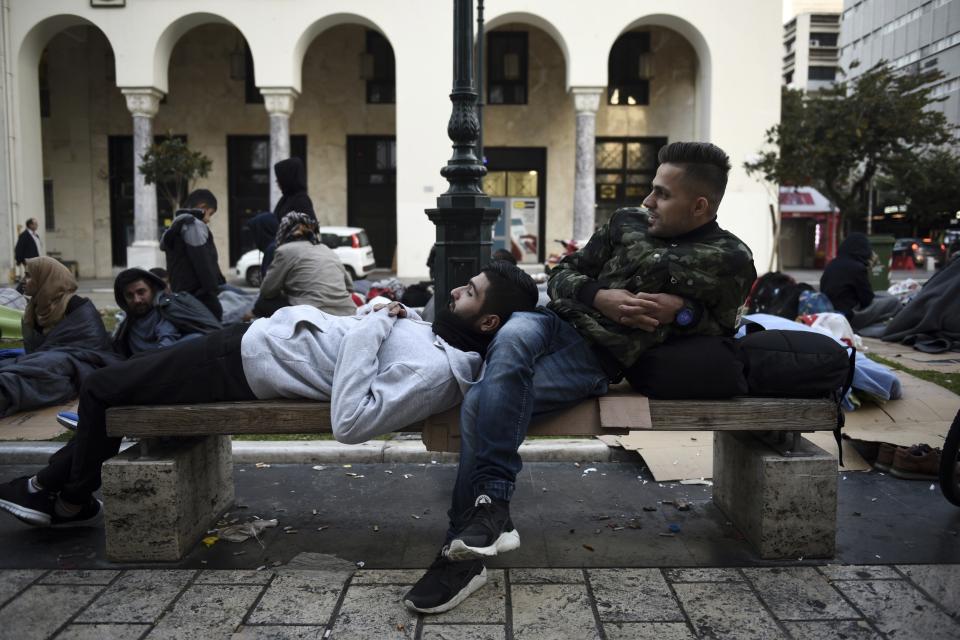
left=0, top=0, right=781, bottom=279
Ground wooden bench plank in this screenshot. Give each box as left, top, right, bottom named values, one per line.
left=106, top=396, right=838, bottom=439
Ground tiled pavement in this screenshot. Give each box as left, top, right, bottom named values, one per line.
left=1, top=565, right=958, bottom=639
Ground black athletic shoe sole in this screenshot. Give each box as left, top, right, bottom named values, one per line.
left=403, top=566, right=487, bottom=614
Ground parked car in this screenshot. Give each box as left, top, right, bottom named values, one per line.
left=945, top=228, right=960, bottom=265
left=234, top=225, right=377, bottom=286
left=892, top=237, right=946, bottom=268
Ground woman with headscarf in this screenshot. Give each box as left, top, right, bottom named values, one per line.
left=254, top=212, right=357, bottom=318
left=0, top=257, right=119, bottom=417
left=273, top=157, right=315, bottom=223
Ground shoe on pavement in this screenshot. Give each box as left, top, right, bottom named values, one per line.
left=446, top=494, right=520, bottom=561
left=890, top=443, right=940, bottom=480
left=403, top=551, right=486, bottom=614
left=873, top=442, right=896, bottom=472
left=51, top=497, right=104, bottom=528
left=0, top=477, right=55, bottom=527
left=56, top=411, right=79, bottom=432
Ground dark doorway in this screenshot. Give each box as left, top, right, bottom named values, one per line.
left=107, top=135, right=184, bottom=267
left=482, top=147, right=547, bottom=263
left=226, top=135, right=307, bottom=264
left=347, top=136, right=396, bottom=268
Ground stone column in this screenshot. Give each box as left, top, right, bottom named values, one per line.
left=572, top=88, right=603, bottom=240
left=261, top=88, right=298, bottom=211
left=121, top=88, right=164, bottom=269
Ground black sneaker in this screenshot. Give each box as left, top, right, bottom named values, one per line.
left=403, top=551, right=487, bottom=614
left=446, top=494, right=520, bottom=561
left=51, top=497, right=104, bottom=529
left=0, top=477, right=55, bottom=527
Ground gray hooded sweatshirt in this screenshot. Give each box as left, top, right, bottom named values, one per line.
left=240, top=304, right=481, bottom=444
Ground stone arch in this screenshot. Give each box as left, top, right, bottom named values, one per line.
left=14, top=15, right=119, bottom=235
left=291, top=13, right=393, bottom=94
left=609, top=14, right=712, bottom=139
left=484, top=12, right=571, bottom=90
left=153, top=13, right=251, bottom=94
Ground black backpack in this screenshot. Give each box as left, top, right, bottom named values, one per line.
left=737, top=323, right=856, bottom=463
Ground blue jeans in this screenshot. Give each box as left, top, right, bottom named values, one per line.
left=446, top=309, right=609, bottom=539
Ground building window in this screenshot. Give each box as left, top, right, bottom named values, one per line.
left=808, top=66, right=837, bottom=81
left=39, top=51, right=51, bottom=117
left=244, top=43, right=263, bottom=104
left=43, top=180, right=54, bottom=231
left=784, top=71, right=794, bottom=85
left=365, top=31, right=395, bottom=104
left=595, top=136, right=666, bottom=224
left=608, top=32, right=651, bottom=106
left=810, top=32, right=838, bottom=47
left=487, top=32, right=528, bottom=105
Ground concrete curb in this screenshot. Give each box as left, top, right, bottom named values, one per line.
left=0, top=438, right=626, bottom=465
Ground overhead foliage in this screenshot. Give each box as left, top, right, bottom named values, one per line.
left=139, top=135, right=213, bottom=215
left=745, top=63, right=956, bottom=232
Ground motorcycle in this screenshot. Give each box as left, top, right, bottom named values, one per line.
left=545, top=239, right=581, bottom=271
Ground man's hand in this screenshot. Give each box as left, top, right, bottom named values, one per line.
left=373, top=301, right=407, bottom=318
left=593, top=289, right=684, bottom=332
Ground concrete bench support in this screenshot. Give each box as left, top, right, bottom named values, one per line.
left=101, top=435, right=233, bottom=562
left=713, top=431, right=837, bottom=559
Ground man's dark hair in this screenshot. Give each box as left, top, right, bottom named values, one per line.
left=492, top=248, right=518, bottom=265
left=657, top=142, right=731, bottom=206
left=479, top=260, right=538, bottom=323
left=26, top=218, right=36, bottom=227
left=183, top=189, right=218, bottom=211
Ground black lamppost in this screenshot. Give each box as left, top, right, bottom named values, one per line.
left=426, top=0, right=498, bottom=310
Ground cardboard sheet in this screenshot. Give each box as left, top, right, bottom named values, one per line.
left=617, top=431, right=714, bottom=482
left=0, top=400, right=75, bottom=441
left=599, top=395, right=652, bottom=429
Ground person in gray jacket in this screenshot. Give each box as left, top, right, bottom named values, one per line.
left=254, top=212, right=356, bottom=318
left=0, top=261, right=538, bottom=529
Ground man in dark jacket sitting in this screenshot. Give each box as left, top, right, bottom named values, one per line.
left=160, top=189, right=224, bottom=320
left=112, top=268, right=215, bottom=357
left=820, top=233, right=900, bottom=331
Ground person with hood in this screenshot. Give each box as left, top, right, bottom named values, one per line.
left=247, top=211, right=280, bottom=278
left=254, top=212, right=356, bottom=318
left=0, top=261, right=537, bottom=529
left=273, top=157, right=315, bottom=223
left=0, top=257, right=120, bottom=418
left=821, top=232, right=901, bottom=330
left=115, top=269, right=220, bottom=356
left=161, top=189, right=223, bottom=321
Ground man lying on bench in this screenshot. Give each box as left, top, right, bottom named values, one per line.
left=0, top=261, right=538, bottom=529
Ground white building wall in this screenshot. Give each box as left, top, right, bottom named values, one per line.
left=4, top=0, right=782, bottom=279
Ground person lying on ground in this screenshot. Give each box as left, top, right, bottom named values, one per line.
left=404, top=141, right=757, bottom=615
left=0, top=257, right=122, bottom=418
left=111, top=268, right=216, bottom=357
left=253, top=212, right=356, bottom=318
left=0, top=261, right=537, bottom=529
left=820, top=232, right=900, bottom=331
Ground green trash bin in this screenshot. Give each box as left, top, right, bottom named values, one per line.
left=867, top=235, right=895, bottom=291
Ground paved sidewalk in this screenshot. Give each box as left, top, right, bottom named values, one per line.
left=1, top=564, right=958, bottom=639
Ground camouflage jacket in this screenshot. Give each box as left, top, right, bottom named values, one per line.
left=547, top=207, right=756, bottom=369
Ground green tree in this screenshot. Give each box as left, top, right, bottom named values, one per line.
left=138, top=136, right=213, bottom=215
left=745, top=64, right=955, bottom=233
left=879, top=149, right=960, bottom=236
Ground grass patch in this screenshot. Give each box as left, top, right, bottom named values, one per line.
left=866, top=353, right=959, bottom=396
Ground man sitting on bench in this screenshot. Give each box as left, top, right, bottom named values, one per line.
left=404, top=142, right=757, bottom=614
left=0, top=261, right=537, bottom=529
